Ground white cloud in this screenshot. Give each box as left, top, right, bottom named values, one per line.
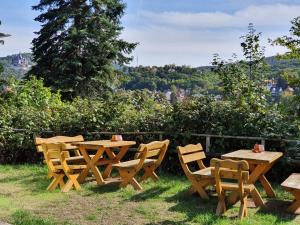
left=140, top=4, right=300, bottom=29
left=123, top=4, right=299, bottom=66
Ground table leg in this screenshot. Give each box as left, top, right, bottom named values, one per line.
left=103, top=146, right=130, bottom=179
left=102, top=148, right=116, bottom=179
left=78, top=146, right=105, bottom=185
left=228, top=163, right=269, bottom=204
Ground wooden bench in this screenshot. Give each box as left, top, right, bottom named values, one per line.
left=113, top=140, right=169, bottom=190
left=281, top=173, right=300, bottom=214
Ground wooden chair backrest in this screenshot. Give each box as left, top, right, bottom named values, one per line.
left=177, top=144, right=206, bottom=174
left=35, top=135, right=84, bottom=152
left=210, top=158, right=249, bottom=198
left=42, top=142, right=74, bottom=173
left=135, top=140, right=170, bottom=165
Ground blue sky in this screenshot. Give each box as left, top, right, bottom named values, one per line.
left=0, top=0, right=299, bottom=66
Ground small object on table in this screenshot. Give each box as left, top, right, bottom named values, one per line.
left=252, top=144, right=265, bottom=153
left=111, top=135, right=123, bottom=142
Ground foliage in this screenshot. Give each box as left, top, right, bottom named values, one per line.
left=212, top=24, right=269, bottom=108
left=0, top=77, right=171, bottom=162
left=271, top=17, right=300, bottom=123
left=28, top=0, right=137, bottom=98
left=121, top=64, right=220, bottom=95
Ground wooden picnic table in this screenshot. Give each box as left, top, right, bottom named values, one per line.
left=221, top=149, right=283, bottom=203
left=73, top=140, right=136, bottom=185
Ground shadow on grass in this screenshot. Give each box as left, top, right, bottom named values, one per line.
left=0, top=165, right=51, bottom=193
left=257, top=199, right=298, bottom=222
left=128, top=186, right=169, bottom=202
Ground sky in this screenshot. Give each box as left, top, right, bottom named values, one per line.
left=0, top=0, right=299, bottom=67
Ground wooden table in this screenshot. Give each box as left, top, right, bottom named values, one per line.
left=73, top=140, right=136, bottom=185
left=222, top=150, right=283, bottom=203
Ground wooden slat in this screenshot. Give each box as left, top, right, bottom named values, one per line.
left=212, top=168, right=249, bottom=181
left=73, top=140, right=136, bottom=149
left=210, top=158, right=249, bottom=170
left=146, top=149, right=161, bottom=158
left=146, top=141, right=165, bottom=151
left=35, top=135, right=84, bottom=145
left=221, top=150, right=283, bottom=164
left=281, top=173, right=300, bottom=190
left=182, top=151, right=206, bottom=163
left=178, top=144, right=203, bottom=155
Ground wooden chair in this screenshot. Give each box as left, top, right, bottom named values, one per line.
left=113, top=140, right=169, bottom=190
left=177, top=143, right=215, bottom=199
left=210, top=158, right=264, bottom=219
left=35, top=135, right=87, bottom=179
left=134, top=140, right=170, bottom=182
left=42, top=143, right=87, bottom=192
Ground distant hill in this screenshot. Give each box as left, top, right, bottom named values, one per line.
left=0, top=53, right=33, bottom=79
left=0, top=53, right=299, bottom=82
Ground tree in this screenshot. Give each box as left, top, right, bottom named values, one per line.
left=28, top=0, right=137, bottom=98
left=271, top=17, right=300, bottom=87
left=212, top=23, right=268, bottom=108
left=271, top=17, right=300, bottom=118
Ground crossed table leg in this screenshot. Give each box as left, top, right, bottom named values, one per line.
left=228, top=162, right=275, bottom=204
left=78, top=146, right=130, bottom=185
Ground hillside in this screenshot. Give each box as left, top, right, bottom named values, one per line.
left=0, top=53, right=33, bottom=79
left=1, top=53, right=299, bottom=92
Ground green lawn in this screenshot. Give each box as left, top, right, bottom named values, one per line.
left=0, top=165, right=298, bottom=225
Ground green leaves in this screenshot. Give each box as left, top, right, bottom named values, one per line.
left=29, top=0, right=137, bottom=98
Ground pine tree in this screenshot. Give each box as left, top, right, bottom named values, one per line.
left=28, top=0, right=137, bottom=98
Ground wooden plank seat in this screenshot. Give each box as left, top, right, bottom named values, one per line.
left=113, top=140, right=169, bottom=190
left=210, top=158, right=264, bottom=219
left=177, top=143, right=215, bottom=199
left=281, top=173, right=300, bottom=214
left=113, top=159, right=156, bottom=168
left=42, top=143, right=87, bottom=192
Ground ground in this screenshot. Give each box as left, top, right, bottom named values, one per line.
left=0, top=165, right=299, bottom=225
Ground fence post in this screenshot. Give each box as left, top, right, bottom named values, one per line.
left=206, top=136, right=211, bottom=153
left=159, top=133, right=163, bottom=141
left=261, top=139, right=265, bottom=146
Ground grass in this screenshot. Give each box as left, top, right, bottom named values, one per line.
left=0, top=164, right=298, bottom=225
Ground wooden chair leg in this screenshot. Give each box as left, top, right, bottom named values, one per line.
left=130, top=178, right=143, bottom=191
left=140, top=165, right=159, bottom=182
left=191, top=179, right=210, bottom=199
left=61, top=173, right=80, bottom=192
left=239, top=196, right=247, bottom=219
left=47, top=173, right=64, bottom=191
left=216, top=191, right=226, bottom=215
left=119, top=169, right=142, bottom=190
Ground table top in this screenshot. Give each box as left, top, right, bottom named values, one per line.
left=281, top=173, right=300, bottom=190
left=221, top=149, right=283, bottom=164
left=73, top=140, right=136, bottom=149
